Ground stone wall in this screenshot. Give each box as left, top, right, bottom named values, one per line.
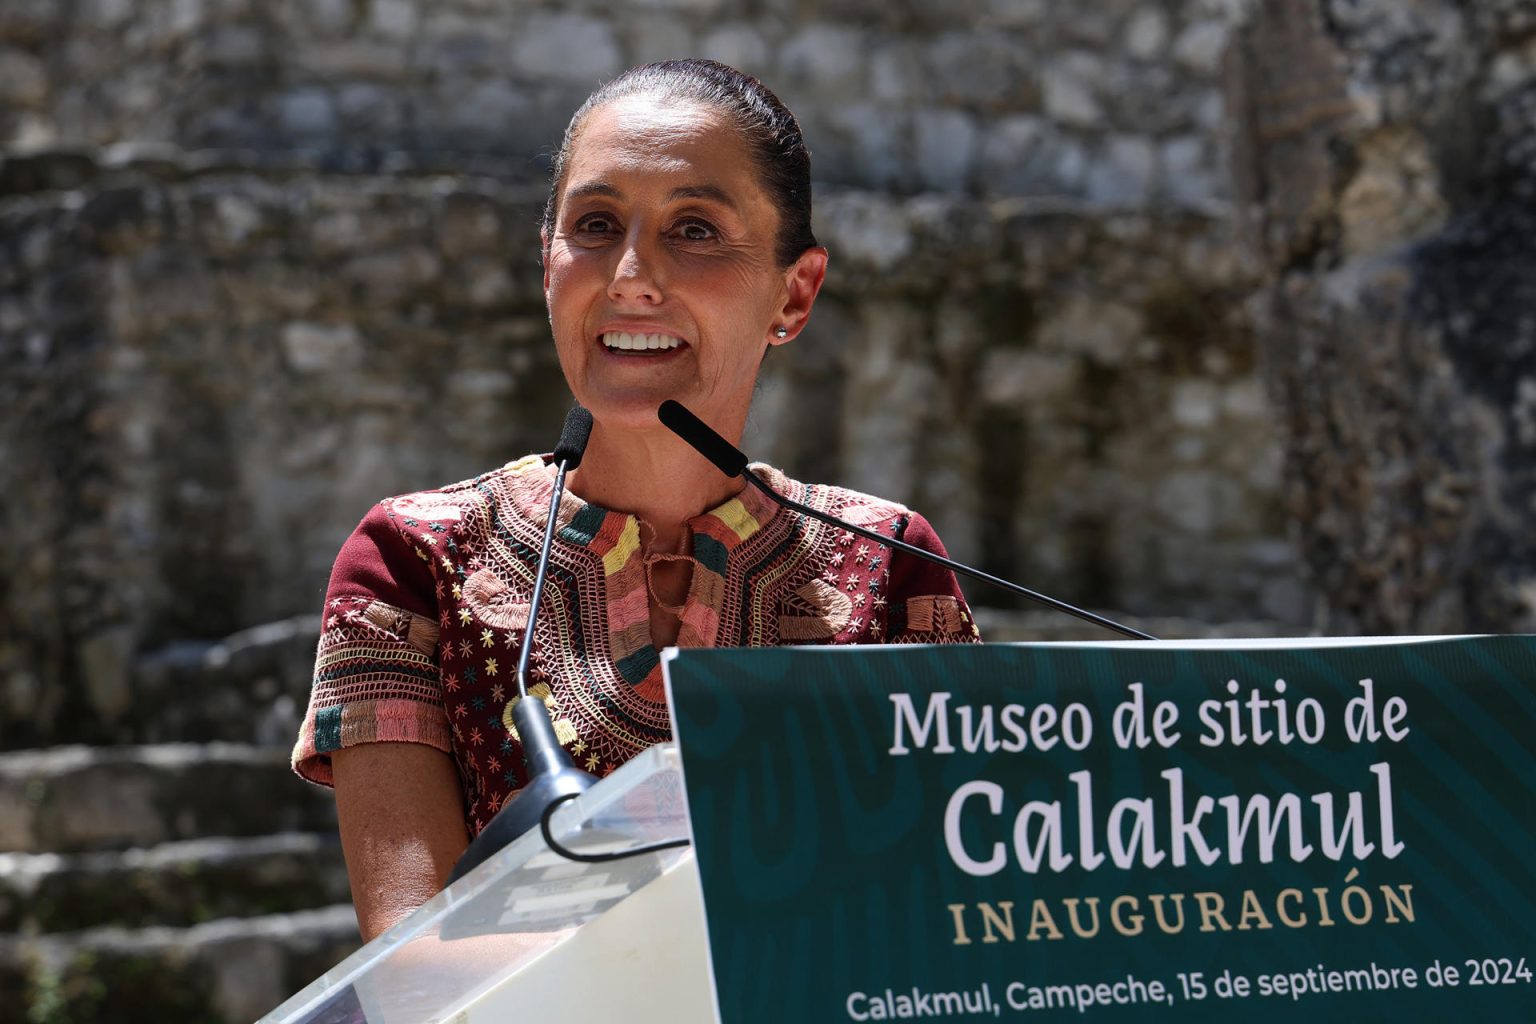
left=0, top=150, right=1282, bottom=747
left=10, top=1, right=1533, bottom=1018
left=1, top=0, right=1241, bottom=205
left=1229, top=0, right=1536, bottom=633
left=0, top=0, right=1322, bottom=752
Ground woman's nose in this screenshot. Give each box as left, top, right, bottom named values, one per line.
left=607, top=237, right=664, bottom=305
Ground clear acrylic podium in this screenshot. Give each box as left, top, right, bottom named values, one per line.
left=259, top=744, right=717, bottom=1024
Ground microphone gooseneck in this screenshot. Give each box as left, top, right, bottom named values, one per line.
left=448, top=405, right=599, bottom=884
left=657, top=401, right=1158, bottom=642
left=518, top=405, right=593, bottom=701
left=658, top=400, right=748, bottom=476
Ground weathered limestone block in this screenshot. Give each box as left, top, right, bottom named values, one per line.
left=1161, top=134, right=1221, bottom=206
left=978, top=0, right=1046, bottom=30
left=1036, top=296, right=1143, bottom=365
left=0, top=745, right=338, bottom=854
left=280, top=321, right=363, bottom=374
left=926, top=28, right=1034, bottom=108
left=0, top=906, right=360, bottom=1024
left=281, top=0, right=356, bottom=36
left=1040, top=52, right=1106, bottom=127
left=628, top=0, right=728, bottom=14
left=276, top=89, right=337, bottom=137
left=779, top=25, right=868, bottom=94
left=1084, top=134, right=1157, bottom=206
left=292, top=40, right=408, bottom=80
left=699, top=23, right=770, bottom=77
left=1124, top=6, right=1171, bottom=59
left=0, top=833, right=350, bottom=933
left=508, top=13, right=622, bottom=84
left=625, top=16, right=695, bottom=66
left=815, top=190, right=914, bottom=272
left=1230, top=0, right=1536, bottom=632
left=418, top=21, right=515, bottom=76
left=197, top=22, right=266, bottom=68
left=1173, top=19, right=1232, bottom=74
left=913, top=108, right=977, bottom=193
left=0, top=48, right=47, bottom=107
left=838, top=303, right=931, bottom=504
left=367, top=0, right=418, bottom=40
left=975, top=115, right=1053, bottom=194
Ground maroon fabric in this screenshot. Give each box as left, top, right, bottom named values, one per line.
left=293, top=456, right=980, bottom=837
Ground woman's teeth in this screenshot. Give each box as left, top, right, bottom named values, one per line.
left=602, top=332, right=683, bottom=351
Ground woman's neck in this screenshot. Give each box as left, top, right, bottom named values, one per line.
left=564, top=420, right=745, bottom=549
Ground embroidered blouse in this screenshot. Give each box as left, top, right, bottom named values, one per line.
left=292, top=454, right=979, bottom=837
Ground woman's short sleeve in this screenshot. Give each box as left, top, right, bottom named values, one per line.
left=291, top=503, right=453, bottom=786
left=885, top=512, right=983, bottom=644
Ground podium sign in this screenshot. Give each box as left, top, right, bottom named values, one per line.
left=663, top=637, right=1536, bottom=1021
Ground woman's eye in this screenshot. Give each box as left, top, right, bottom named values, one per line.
left=675, top=219, right=717, bottom=242
left=575, top=214, right=617, bottom=235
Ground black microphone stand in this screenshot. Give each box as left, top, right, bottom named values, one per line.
left=447, top=411, right=597, bottom=884
left=657, top=399, right=1157, bottom=642
left=738, top=472, right=1156, bottom=641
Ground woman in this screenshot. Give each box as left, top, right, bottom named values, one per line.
left=293, top=60, right=980, bottom=941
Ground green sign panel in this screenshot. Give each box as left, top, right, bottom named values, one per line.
left=663, top=638, right=1536, bottom=1021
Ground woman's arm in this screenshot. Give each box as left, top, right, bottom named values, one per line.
left=333, top=742, right=470, bottom=942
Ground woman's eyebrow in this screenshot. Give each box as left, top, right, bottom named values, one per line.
left=563, top=181, right=738, bottom=212
left=564, top=181, right=621, bottom=203
left=668, top=184, right=738, bottom=210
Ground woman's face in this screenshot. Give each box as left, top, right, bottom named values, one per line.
left=543, top=96, right=825, bottom=436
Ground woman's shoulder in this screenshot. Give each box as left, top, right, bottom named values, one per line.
left=366, top=454, right=549, bottom=527
left=751, top=463, right=915, bottom=533
left=749, top=464, right=979, bottom=643
left=750, top=462, right=962, bottom=565
left=325, top=455, right=551, bottom=613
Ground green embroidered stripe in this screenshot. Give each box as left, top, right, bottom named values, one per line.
left=693, top=532, right=730, bottom=576
left=560, top=503, right=607, bottom=546
left=315, top=705, right=344, bottom=753
left=616, top=646, right=660, bottom=685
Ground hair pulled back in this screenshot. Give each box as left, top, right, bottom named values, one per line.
left=542, top=59, right=818, bottom=269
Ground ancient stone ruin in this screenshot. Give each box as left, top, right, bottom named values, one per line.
left=1, top=0, right=1530, bottom=1018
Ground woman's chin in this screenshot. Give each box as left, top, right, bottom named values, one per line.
left=579, top=386, right=694, bottom=433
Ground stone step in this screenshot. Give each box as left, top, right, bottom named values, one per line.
left=0, top=743, right=337, bottom=854
left=0, top=832, right=350, bottom=934
left=0, top=904, right=361, bottom=1024
left=7, top=616, right=321, bottom=749
left=129, top=615, right=321, bottom=747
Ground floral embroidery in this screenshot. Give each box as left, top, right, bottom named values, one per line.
left=293, top=457, right=978, bottom=837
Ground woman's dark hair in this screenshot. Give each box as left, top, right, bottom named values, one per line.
left=541, top=59, right=818, bottom=269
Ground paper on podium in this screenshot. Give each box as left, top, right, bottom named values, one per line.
left=259, top=744, right=716, bottom=1024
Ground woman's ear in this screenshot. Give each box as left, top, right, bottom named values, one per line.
left=772, top=246, right=829, bottom=344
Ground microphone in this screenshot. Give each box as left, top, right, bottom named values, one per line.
left=657, top=400, right=1157, bottom=642
left=552, top=405, right=593, bottom=470
left=448, top=405, right=598, bottom=884
left=658, top=399, right=747, bottom=476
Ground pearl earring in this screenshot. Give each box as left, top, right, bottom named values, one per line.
left=774, top=326, right=789, bottom=338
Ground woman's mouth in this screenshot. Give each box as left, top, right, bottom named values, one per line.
left=601, top=331, right=685, bottom=352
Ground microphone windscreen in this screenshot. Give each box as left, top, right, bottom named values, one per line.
left=658, top=400, right=748, bottom=477
left=552, top=405, right=594, bottom=469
